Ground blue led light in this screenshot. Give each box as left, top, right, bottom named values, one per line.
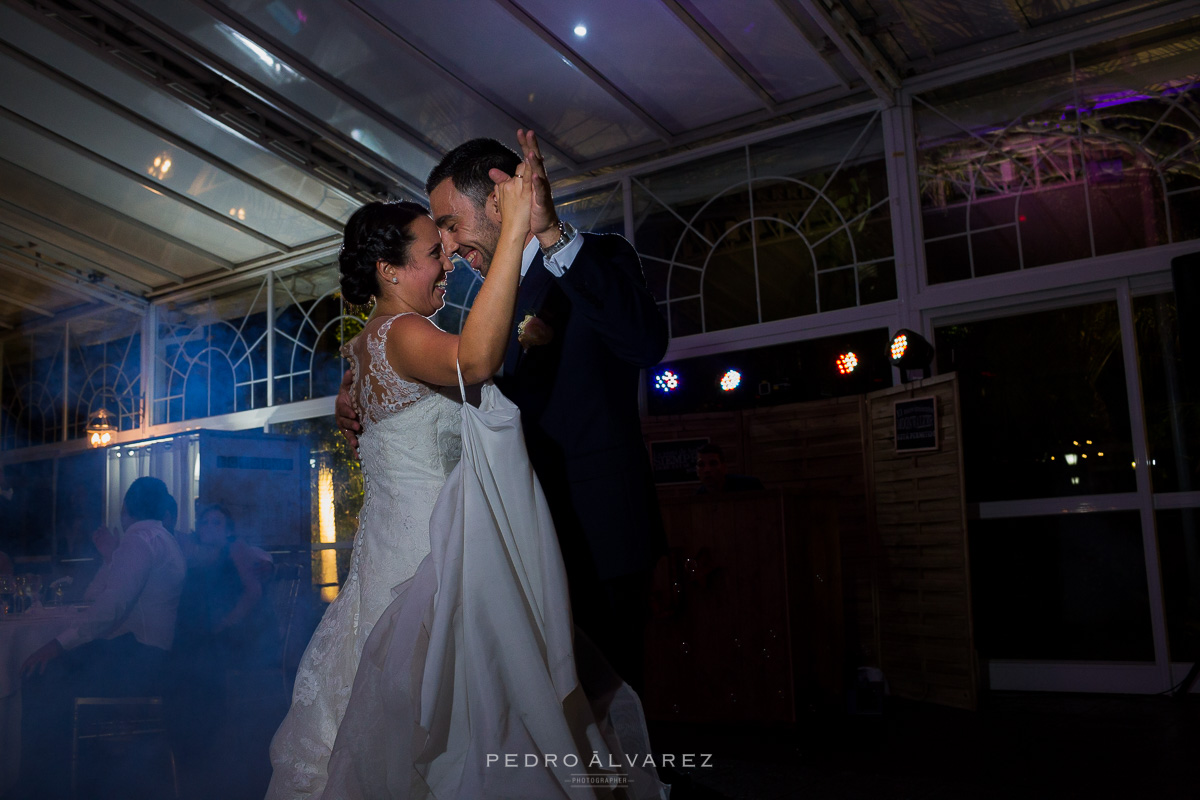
left=653, top=370, right=680, bottom=393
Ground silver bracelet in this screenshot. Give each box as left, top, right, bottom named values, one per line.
left=540, top=220, right=577, bottom=258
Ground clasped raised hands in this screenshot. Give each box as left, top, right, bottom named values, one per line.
left=488, top=130, right=556, bottom=242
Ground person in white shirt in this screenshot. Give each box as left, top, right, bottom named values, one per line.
left=17, top=476, right=186, bottom=800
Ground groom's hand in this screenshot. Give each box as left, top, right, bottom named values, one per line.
left=518, top=129, right=561, bottom=248
left=335, top=368, right=361, bottom=458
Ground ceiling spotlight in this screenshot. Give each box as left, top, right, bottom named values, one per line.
left=889, top=329, right=934, bottom=370
left=836, top=352, right=858, bottom=375
left=719, top=369, right=742, bottom=391
left=654, top=369, right=680, bottom=393
left=148, top=153, right=172, bottom=180
left=574, top=24, right=587, bottom=37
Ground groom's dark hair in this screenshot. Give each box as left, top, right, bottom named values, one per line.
left=426, top=138, right=521, bottom=210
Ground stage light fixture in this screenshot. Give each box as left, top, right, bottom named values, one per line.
left=835, top=352, right=858, bottom=375
left=719, top=369, right=742, bottom=391
left=653, top=369, right=680, bottom=393
left=889, top=329, right=935, bottom=370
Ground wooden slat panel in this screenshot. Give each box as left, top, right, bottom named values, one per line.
left=867, top=374, right=977, bottom=710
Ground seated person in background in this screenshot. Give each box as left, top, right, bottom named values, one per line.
left=695, top=443, right=765, bottom=495
left=175, top=504, right=277, bottom=667
left=18, top=476, right=187, bottom=800
left=168, top=505, right=279, bottom=774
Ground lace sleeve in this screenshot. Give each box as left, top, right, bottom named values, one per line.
left=353, top=313, right=434, bottom=426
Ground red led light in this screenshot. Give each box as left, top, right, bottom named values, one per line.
left=836, top=352, right=858, bottom=375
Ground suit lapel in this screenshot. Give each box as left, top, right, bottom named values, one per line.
left=503, top=255, right=554, bottom=377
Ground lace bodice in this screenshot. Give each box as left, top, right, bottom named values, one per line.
left=341, top=314, right=436, bottom=426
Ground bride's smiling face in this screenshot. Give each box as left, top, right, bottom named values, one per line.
left=387, top=215, right=453, bottom=317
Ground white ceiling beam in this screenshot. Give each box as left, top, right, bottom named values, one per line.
left=657, top=0, right=778, bottom=110
left=0, top=39, right=346, bottom=233
left=0, top=105, right=292, bottom=254
left=148, top=237, right=342, bottom=304
left=9, top=0, right=419, bottom=200
left=792, top=0, right=901, bottom=103
left=93, top=0, right=425, bottom=197
left=903, top=0, right=1200, bottom=93
left=0, top=253, right=146, bottom=313
left=0, top=292, right=54, bottom=318
left=338, top=0, right=581, bottom=172
left=0, top=156, right=234, bottom=271
left=180, top=0, right=446, bottom=169
left=0, top=219, right=153, bottom=296
left=562, top=96, right=881, bottom=196
left=0, top=198, right=183, bottom=285
left=489, top=0, right=675, bottom=142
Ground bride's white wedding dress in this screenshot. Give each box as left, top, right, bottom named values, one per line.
left=269, top=312, right=668, bottom=799
left=267, top=313, right=462, bottom=798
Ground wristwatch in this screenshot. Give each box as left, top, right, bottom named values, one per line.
left=540, top=220, right=577, bottom=258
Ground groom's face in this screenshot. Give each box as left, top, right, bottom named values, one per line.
left=430, top=178, right=502, bottom=278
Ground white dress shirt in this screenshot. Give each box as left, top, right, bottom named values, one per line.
left=520, top=229, right=583, bottom=280
left=57, top=519, right=187, bottom=652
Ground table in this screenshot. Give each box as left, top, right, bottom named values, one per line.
left=0, top=607, right=83, bottom=796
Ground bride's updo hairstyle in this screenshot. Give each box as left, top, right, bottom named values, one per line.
left=339, top=200, right=431, bottom=305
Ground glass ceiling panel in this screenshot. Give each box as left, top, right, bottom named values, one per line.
left=517, top=0, right=763, bottom=130
left=0, top=55, right=338, bottom=248
left=0, top=5, right=359, bottom=226
left=0, top=116, right=274, bottom=264
left=686, top=0, right=844, bottom=101
left=124, top=0, right=438, bottom=188
left=219, top=0, right=569, bottom=173
left=0, top=160, right=228, bottom=282
left=355, top=0, right=662, bottom=160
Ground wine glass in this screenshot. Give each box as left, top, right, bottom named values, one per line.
left=25, top=574, right=43, bottom=611
left=0, top=574, right=14, bottom=615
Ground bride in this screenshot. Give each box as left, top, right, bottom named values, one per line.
left=268, top=145, right=666, bottom=799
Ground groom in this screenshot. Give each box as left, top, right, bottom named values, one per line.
left=337, top=132, right=668, bottom=691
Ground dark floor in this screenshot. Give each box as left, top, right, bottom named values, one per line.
left=61, top=690, right=1200, bottom=798
left=649, top=693, right=1200, bottom=800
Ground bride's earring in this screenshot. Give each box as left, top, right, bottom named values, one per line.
left=391, top=277, right=398, bottom=284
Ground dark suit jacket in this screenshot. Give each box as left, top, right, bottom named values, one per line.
left=496, top=232, right=668, bottom=582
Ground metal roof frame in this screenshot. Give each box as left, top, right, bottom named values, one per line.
left=8, top=0, right=420, bottom=199
left=490, top=0, right=675, bottom=141
left=0, top=39, right=347, bottom=233
left=336, top=0, right=581, bottom=171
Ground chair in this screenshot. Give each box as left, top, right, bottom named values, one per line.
left=71, top=696, right=181, bottom=800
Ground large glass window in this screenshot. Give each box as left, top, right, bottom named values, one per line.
left=969, top=512, right=1153, bottom=661
left=1, top=310, right=142, bottom=449
left=1134, top=292, right=1199, bottom=494
left=1157, top=507, right=1200, bottom=661
left=936, top=301, right=1135, bottom=502
left=632, top=114, right=895, bottom=338
left=916, top=39, right=1200, bottom=284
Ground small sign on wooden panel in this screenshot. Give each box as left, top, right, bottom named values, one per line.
left=649, top=438, right=709, bottom=484
left=894, top=396, right=938, bottom=453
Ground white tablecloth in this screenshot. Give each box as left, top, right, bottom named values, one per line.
left=0, top=607, right=83, bottom=796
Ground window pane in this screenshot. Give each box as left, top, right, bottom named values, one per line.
left=936, top=302, right=1135, bottom=502
left=631, top=114, right=894, bottom=337
left=1157, top=508, right=1200, bottom=661
left=915, top=33, right=1200, bottom=285
left=1134, top=293, right=1200, bottom=494
left=969, top=512, right=1153, bottom=661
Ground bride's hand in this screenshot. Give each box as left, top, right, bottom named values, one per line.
left=488, top=157, right=532, bottom=239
